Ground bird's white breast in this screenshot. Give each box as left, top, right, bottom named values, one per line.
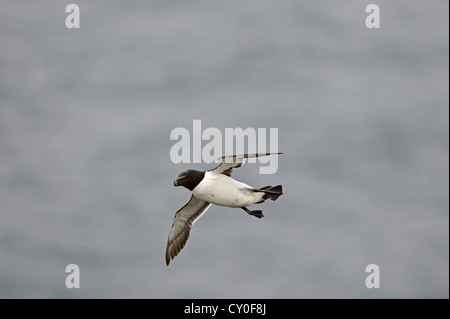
left=192, top=172, right=261, bottom=207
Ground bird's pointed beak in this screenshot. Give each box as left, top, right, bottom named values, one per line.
left=174, top=172, right=188, bottom=187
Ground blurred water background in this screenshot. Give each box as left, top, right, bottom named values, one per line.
left=0, top=0, right=448, bottom=298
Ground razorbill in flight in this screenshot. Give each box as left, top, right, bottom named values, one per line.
left=165, top=152, right=283, bottom=265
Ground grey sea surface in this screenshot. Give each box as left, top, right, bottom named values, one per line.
left=0, top=0, right=448, bottom=298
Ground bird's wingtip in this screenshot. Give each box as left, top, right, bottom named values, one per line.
left=165, top=248, right=171, bottom=266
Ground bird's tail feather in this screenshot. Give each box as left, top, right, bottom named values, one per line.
left=254, top=185, right=283, bottom=203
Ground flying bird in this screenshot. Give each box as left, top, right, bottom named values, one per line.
left=165, top=152, right=283, bottom=265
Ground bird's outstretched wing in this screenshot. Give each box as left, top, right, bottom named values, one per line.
left=166, top=195, right=211, bottom=265
left=210, top=153, right=282, bottom=177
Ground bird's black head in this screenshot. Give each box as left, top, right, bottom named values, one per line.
left=174, top=169, right=205, bottom=191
